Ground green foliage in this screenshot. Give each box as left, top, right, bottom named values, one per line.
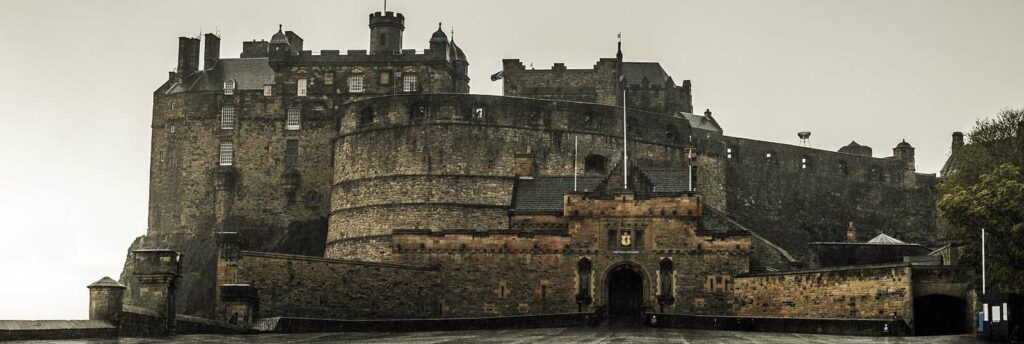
left=938, top=108, right=1024, bottom=293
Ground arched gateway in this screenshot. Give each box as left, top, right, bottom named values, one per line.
left=605, top=262, right=646, bottom=321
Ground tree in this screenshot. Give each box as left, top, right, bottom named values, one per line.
left=938, top=108, right=1024, bottom=293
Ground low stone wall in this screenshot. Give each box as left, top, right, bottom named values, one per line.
left=175, top=314, right=246, bottom=335
left=225, top=251, right=441, bottom=320
left=255, top=313, right=594, bottom=333
left=647, top=313, right=911, bottom=336
left=732, top=263, right=914, bottom=323
left=118, top=307, right=166, bottom=337
left=0, top=320, right=116, bottom=341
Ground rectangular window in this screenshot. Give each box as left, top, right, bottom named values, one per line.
left=348, top=75, right=364, bottom=93
left=324, top=72, right=334, bottom=85
left=286, top=108, right=301, bottom=130
left=219, top=142, right=234, bottom=166
left=284, top=140, right=299, bottom=168
left=379, top=70, right=391, bottom=86
left=263, top=85, right=273, bottom=96
left=220, top=105, right=236, bottom=130
left=297, top=78, right=307, bottom=97
left=403, top=74, right=418, bottom=92
left=223, top=80, right=236, bottom=95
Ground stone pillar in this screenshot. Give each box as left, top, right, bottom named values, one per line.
left=131, top=249, right=182, bottom=335
left=87, top=277, right=125, bottom=323
left=215, top=232, right=242, bottom=319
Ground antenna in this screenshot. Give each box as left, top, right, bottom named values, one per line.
left=574, top=136, right=578, bottom=192
left=798, top=131, right=811, bottom=147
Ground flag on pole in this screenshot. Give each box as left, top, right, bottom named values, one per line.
left=687, top=147, right=694, bottom=166
left=490, top=71, right=504, bottom=81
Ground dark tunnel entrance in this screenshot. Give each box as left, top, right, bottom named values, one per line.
left=914, top=294, right=969, bottom=335
left=607, top=266, right=644, bottom=324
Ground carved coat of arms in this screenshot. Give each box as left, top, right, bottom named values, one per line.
left=620, top=231, right=632, bottom=247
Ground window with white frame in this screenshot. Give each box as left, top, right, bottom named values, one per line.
left=223, top=80, right=236, bottom=95
left=263, top=85, right=273, bottom=96
left=219, top=142, right=234, bottom=166
left=403, top=74, right=418, bottom=92
left=220, top=105, right=236, bottom=130
left=297, top=78, right=308, bottom=97
left=348, top=75, right=364, bottom=93
left=286, top=108, right=301, bottom=130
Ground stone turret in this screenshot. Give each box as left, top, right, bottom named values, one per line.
left=88, top=277, right=125, bottom=323
left=369, top=11, right=405, bottom=54
left=893, top=139, right=915, bottom=171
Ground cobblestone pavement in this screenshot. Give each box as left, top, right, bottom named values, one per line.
left=15, top=327, right=984, bottom=343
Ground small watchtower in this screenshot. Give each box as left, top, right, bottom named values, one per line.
left=369, top=11, right=405, bottom=54
left=893, top=139, right=915, bottom=171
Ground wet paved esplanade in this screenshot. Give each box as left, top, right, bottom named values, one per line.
left=26, top=327, right=984, bottom=344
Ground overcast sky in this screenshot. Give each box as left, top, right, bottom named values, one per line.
left=1, top=0, right=1021, bottom=319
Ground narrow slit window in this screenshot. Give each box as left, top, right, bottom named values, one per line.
left=286, top=108, right=301, bottom=130
left=219, top=142, right=234, bottom=166
left=220, top=105, right=236, bottom=130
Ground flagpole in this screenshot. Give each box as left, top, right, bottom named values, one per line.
left=622, top=90, right=628, bottom=189
left=574, top=136, right=578, bottom=192
left=688, top=148, right=694, bottom=192
left=982, top=227, right=986, bottom=295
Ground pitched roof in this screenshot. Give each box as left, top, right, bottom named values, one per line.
left=510, top=176, right=604, bottom=214
left=87, top=276, right=125, bottom=288
left=867, top=233, right=907, bottom=244
left=622, top=62, right=670, bottom=86
left=639, top=168, right=691, bottom=193
left=681, top=112, right=723, bottom=133
left=167, top=58, right=275, bottom=94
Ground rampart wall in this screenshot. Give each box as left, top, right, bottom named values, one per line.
left=718, top=136, right=938, bottom=256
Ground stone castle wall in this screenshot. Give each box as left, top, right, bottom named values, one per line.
left=719, top=136, right=938, bottom=257
left=223, top=251, right=441, bottom=319
left=732, top=264, right=914, bottom=324
left=327, top=94, right=697, bottom=260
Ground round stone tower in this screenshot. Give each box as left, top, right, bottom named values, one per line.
left=369, top=11, right=405, bottom=54
left=324, top=94, right=696, bottom=261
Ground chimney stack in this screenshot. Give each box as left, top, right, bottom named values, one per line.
left=176, top=36, right=200, bottom=80
left=203, top=33, right=220, bottom=70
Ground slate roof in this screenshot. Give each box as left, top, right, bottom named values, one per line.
left=681, top=112, right=723, bottom=133
left=510, top=176, right=604, bottom=214
left=167, top=58, right=275, bottom=94
left=639, top=168, right=691, bottom=193
left=622, top=62, right=670, bottom=86
left=87, top=276, right=125, bottom=288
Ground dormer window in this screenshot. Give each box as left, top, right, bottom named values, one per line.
left=297, top=78, right=308, bottom=97
left=348, top=75, right=364, bottom=93
left=223, top=80, right=236, bottom=95
left=403, top=74, right=418, bottom=92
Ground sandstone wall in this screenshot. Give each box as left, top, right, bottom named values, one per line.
left=225, top=251, right=440, bottom=319
left=732, top=264, right=914, bottom=323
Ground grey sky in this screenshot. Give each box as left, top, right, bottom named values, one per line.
left=0, top=0, right=1021, bottom=319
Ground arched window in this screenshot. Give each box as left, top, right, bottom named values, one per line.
left=358, top=107, right=374, bottom=127
left=584, top=154, right=607, bottom=175
left=409, top=103, right=426, bottom=122
left=576, top=258, right=592, bottom=303
left=658, top=258, right=675, bottom=304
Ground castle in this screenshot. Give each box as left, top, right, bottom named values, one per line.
left=108, top=9, right=973, bottom=336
